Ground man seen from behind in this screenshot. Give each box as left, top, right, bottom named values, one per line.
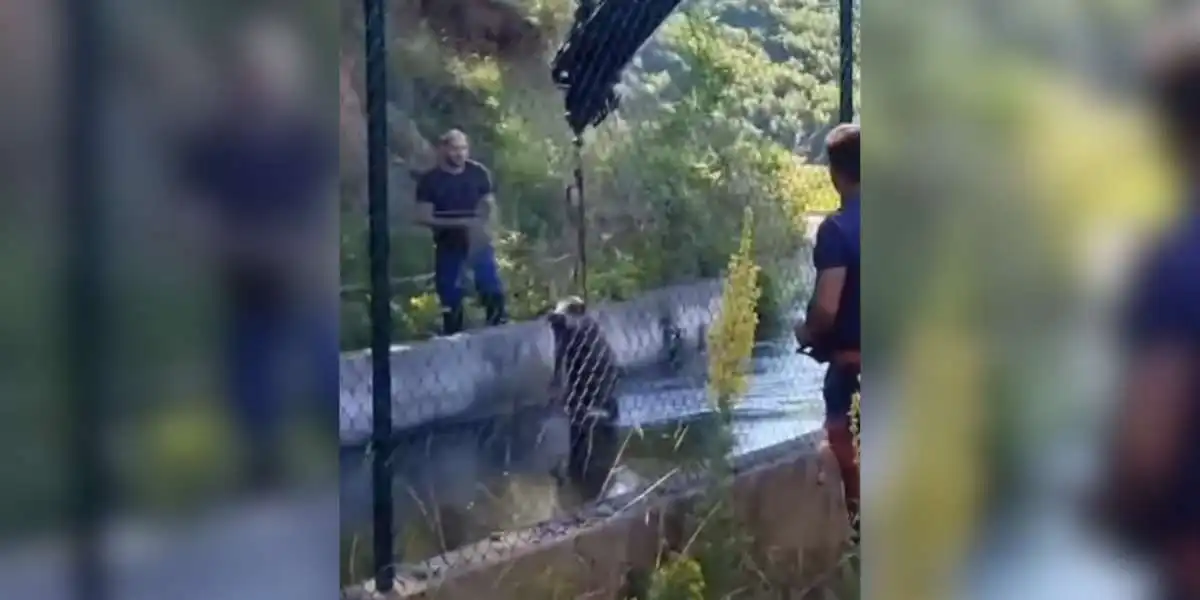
left=795, top=123, right=861, bottom=533
left=1098, top=10, right=1200, bottom=600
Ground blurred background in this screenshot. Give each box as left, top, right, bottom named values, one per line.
left=0, top=1, right=339, bottom=600
left=0, top=0, right=1191, bottom=598
left=866, top=0, right=1186, bottom=599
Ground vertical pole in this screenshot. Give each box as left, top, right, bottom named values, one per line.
left=838, top=0, right=856, bottom=123
left=363, top=0, right=395, bottom=591
left=573, top=137, right=588, bottom=304
left=65, top=1, right=106, bottom=599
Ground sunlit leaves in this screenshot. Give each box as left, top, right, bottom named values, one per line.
left=708, top=208, right=763, bottom=413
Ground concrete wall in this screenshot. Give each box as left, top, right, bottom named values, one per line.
left=345, top=430, right=850, bottom=599
left=339, top=280, right=724, bottom=445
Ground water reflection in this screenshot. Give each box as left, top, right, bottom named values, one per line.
left=339, top=341, right=825, bottom=583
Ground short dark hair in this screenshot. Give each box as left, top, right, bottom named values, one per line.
left=1146, top=11, right=1200, bottom=158
left=825, top=123, right=860, bottom=183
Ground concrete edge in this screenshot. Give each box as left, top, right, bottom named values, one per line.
left=344, top=430, right=848, bottom=599
left=339, top=280, right=726, bottom=444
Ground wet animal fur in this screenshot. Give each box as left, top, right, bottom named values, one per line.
left=546, top=296, right=620, bottom=421
left=546, top=296, right=622, bottom=501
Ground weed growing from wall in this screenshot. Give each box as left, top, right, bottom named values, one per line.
left=851, top=386, right=861, bottom=465
left=638, top=207, right=762, bottom=599
left=707, top=207, right=762, bottom=423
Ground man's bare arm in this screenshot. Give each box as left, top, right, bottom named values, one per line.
left=1114, top=346, right=1190, bottom=494
left=479, top=193, right=498, bottom=229
left=799, top=267, right=846, bottom=343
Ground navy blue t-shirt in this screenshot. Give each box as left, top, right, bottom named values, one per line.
left=416, top=161, right=493, bottom=252
left=181, top=114, right=332, bottom=306
left=1124, top=211, right=1200, bottom=349
left=1122, top=208, right=1200, bottom=535
left=812, top=196, right=861, bottom=352
left=182, top=116, right=330, bottom=229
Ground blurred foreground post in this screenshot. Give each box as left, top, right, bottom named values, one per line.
left=65, top=0, right=108, bottom=599
left=838, top=0, right=855, bottom=123
left=363, top=0, right=395, bottom=590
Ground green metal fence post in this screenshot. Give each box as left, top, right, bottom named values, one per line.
left=839, top=0, right=856, bottom=123
left=363, top=0, right=396, bottom=591
left=66, top=0, right=107, bottom=598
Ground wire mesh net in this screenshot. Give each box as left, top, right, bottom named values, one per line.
left=340, top=0, right=859, bottom=592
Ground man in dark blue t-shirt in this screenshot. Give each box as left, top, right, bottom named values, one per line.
left=1099, top=15, right=1200, bottom=600
left=179, top=15, right=337, bottom=492
left=795, top=123, right=861, bottom=527
left=415, top=129, right=507, bottom=335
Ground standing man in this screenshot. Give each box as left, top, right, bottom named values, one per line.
left=415, top=129, right=508, bottom=335
left=1098, top=11, right=1200, bottom=600
left=178, top=13, right=337, bottom=492
left=796, top=123, right=861, bottom=531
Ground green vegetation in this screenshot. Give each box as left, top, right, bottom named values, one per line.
left=633, top=211, right=859, bottom=599
left=641, top=209, right=764, bottom=599
left=340, top=0, right=858, bottom=346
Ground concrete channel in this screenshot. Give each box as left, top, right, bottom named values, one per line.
left=339, top=213, right=844, bottom=596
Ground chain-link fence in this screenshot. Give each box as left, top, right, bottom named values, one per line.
left=340, top=0, right=859, bottom=594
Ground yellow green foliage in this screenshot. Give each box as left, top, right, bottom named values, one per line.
left=644, top=555, right=706, bottom=600
left=850, top=388, right=861, bottom=465
left=1019, top=74, right=1175, bottom=233
left=879, top=257, right=983, bottom=600
left=756, top=146, right=841, bottom=228
left=707, top=207, right=763, bottom=413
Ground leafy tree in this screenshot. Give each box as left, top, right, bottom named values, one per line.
left=340, top=0, right=853, bottom=345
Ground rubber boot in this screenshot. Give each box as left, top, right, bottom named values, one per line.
left=481, top=293, right=508, bottom=327
left=442, top=305, right=465, bottom=335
